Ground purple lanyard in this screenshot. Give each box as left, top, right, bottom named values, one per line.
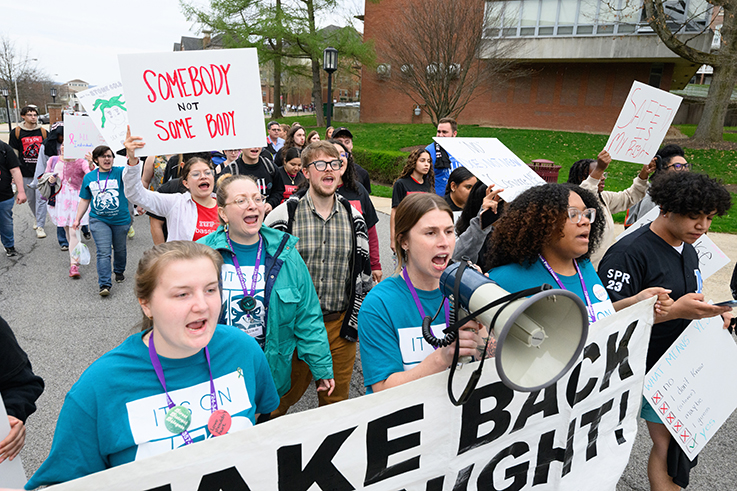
left=538, top=255, right=596, bottom=323
left=96, top=169, right=111, bottom=194
left=148, top=332, right=218, bottom=445
left=402, top=267, right=450, bottom=348
left=225, top=231, right=263, bottom=315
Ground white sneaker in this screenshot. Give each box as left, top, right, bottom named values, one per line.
left=36, top=227, right=47, bottom=238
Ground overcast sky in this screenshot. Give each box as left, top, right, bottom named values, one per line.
left=6, top=0, right=363, bottom=87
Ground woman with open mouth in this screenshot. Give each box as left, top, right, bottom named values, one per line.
left=358, top=193, right=485, bottom=394
left=197, top=174, right=334, bottom=406
left=485, top=184, right=670, bottom=324
left=121, top=128, right=219, bottom=242
left=26, top=241, right=279, bottom=489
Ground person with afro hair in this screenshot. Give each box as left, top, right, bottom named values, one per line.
left=598, top=171, right=732, bottom=491
left=486, top=183, right=669, bottom=324
left=568, top=149, right=655, bottom=267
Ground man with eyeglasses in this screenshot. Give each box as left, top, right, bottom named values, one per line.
left=265, top=141, right=371, bottom=415
left=568, top=149, right=654, bottom=267
left=624, top=144, right=689, bottom=228
left=599, top=172, right=733, bottom=491
left=262, top=121, right=284, bottom=160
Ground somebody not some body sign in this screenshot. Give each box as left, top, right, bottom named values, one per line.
left=433, top=137, right=546, bottom=202
left=47, top=300, right=654, bottom=491
left=118, top=48, right=266, bottom=156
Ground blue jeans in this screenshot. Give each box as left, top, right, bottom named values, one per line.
left=89, top=218, right=129, bottom=287
left=57, top=226, right=68, bottom=247
left=0, top=197, right=14, bottom=248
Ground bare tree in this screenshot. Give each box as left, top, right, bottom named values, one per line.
left=643, top=0, right=735, bottom=142
left=0, top=35, right=50, bottom=116
left=380, top=0, right=517, bottom=125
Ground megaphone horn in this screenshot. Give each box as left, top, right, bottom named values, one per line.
left=439, top=263, right=589, bottom=392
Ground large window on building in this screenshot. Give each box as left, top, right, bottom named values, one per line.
left=484, top=0, right=713, bottom=37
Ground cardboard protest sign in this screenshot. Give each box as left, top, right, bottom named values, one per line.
left=604, top=81, right=682, bottom=165
left=77, top=81, right=128, bottom=152
left=49, top=300, right=653, bottom=491
left=63, top=114, right=108, bottom=159
left=118, top=48, right=266, bottom=156
left=643, top=314, right=737, bottom=458
left=0, top=394, right=27, bottom=489
left=615, top=207, right=730, bottom=280
left=434, top=137, right=546, bottom=202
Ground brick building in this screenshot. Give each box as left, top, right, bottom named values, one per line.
left=361, top=0, right=715, bottom=133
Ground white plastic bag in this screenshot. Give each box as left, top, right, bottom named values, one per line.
left=71, top=230, right=91, bottom=265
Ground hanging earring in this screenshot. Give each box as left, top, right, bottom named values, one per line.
left=224, top=222, right=229, bottom=233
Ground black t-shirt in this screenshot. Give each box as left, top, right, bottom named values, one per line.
left=354, top=163, right=371, bottom=194
left=598, top=225, right=700, bottom=370
left=267, top=166, right=306, bottom=209
left=391, top=176, right=431, bottom=208
left=8, top=127, right=45, bottom=177
left=230, top=157, right=274, bottom=198
left=444, top=193, right=462, bottom=212
left=0, top=141, right=22, bottom=202
left=337, top=183, right=379, bottom=229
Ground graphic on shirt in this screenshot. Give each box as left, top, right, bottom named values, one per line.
left=126, top=371, right=252, bottom=461
left=20, top=135, right=43, bottom=165
left=397, top=324, right=444, bottom=369
left=221, top=263, right=266, bottom=347
left=255, top=177, right=271, bottom=197
left=593, top=299, right=616, bottom=321
left=93, top=188, right=121, bottom=214
left=603, top=268, right=630, bottom=293
left=348, top=199, right=363, bottom=214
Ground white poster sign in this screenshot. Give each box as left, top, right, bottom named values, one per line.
left=642, top=314, right=737, bottom=459
left=118, top=48, right=266, bottom=156
left=615, top=207, right=730, bottom=280
left=434, top=137, right=546, bottom=202
left=0, top=394, right=27, bottom=489
left=63, top=114, right=108, bottom=159
left=48, top=300, right=654, bottom=491
left=604, top=81, right=683, bottom=165
left=77, top=81, right=129, bottom=152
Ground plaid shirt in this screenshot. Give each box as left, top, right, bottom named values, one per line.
left=292, top=192, right=353, bottom=313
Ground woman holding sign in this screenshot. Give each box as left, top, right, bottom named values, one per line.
left=25, top=241, right=279, bottom=489
left=122, top=128, right=219, bottom=241
left=358, top=193, right=486, bottom=393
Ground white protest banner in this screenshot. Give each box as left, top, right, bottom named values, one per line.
left=615, top=207, right=730, bottom=280
left=77, top=81, right=128, bottom=152
left=49, top=300, right=653, bottom=491
left=604, top=81, right=683, bottom=165
left=642, top=314, right=737, bottom=458
left=434, top=137, right=546, bottom=202
left=0, top=394, right=27, bottom=489
left=63, top=114, right=108, bottom=159
left=118, top=48, right=266, bottom=157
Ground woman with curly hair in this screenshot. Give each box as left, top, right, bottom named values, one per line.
left=273, top=125, right=306, bottom=167
left=390, top=148, right=434, bottom=252
left=487, top=183, right=669, bottom=323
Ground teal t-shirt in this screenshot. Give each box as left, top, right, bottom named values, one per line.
left=358, top=274, right=448, bottom=394
left=487, top=258, right=615, bottom=323
left=79, top=166, right=131, bottom=226
left=220, top=241, right=267, bottom=348
left=26, top=325, right=279, bottom=489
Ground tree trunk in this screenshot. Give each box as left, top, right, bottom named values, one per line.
left=311, top=57, right=324, bottom=127
left=273, top=41, right=283, bottom=119
left=693, top=62, right=737, bottom=142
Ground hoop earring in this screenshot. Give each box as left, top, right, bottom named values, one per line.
left=224, top=222, right=229, bottom=233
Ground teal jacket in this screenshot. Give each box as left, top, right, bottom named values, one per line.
left=198, top=225, right=333, bottom=396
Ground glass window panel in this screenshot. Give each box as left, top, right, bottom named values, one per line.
left=597, top=24, right=615, bottom=34
left=484, top=1, right=504, bottom=29
left=620, top=0, right=641, bottom=24
left=539, top=26, right=555, bottom=35
left=576, top=25, right=594, bottom=34
left=559, top=0, right=577, bottom=24
left=520, top=0, right=539, bottom=26
left=617, top=24, right=636, bottom=33
left=485, top=27, right=501, bottom=37
left=539, top=0, right=558, bottom=26
left=503, top=0, right=521, bottom=27
left=557, top=26, right=574, bottom=34
left=598, top=3, right=617, bottom=23
left=578, top=0, right=599, bottom=24
left=502, top=27, right=519, bottom=36
left=520, top=27, right=537, bottom=35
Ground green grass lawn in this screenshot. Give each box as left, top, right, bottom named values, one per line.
left=272, top=115, right=737, bottom=233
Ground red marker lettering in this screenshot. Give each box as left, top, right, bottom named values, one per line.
left=143, top=70, right=157, bottom=103
left=188, top=66, right=203, bottom=96
left=154, top=120, right=170, bottom=141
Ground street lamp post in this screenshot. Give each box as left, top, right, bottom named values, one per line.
left=50, top=87, right=57, bottom=103
left=323, top=47, right=338, bottom=128
left=1, top=88, right=11, bottom=133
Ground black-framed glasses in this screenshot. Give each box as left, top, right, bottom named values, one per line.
left=667, top=162, right=692, bottom=171
left=567, top=207, right=596, bottom=224
left=226, top=195, right=265, bottom=208
left=307, top=159, right=342, bottom=171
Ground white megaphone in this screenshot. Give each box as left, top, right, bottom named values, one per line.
left=439, top=263, right=589, bottom=392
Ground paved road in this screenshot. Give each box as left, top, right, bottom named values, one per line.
left=3, top=197, right=737, bottom=489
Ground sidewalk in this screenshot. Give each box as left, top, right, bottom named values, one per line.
left=368, top=195, right=736, bottom=302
